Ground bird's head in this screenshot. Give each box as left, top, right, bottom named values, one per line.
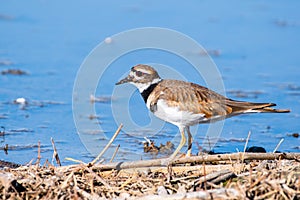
left=116, top=64, right=161, bottom=92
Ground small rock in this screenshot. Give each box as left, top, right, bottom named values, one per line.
left=246, top=146, right=266, bottom=153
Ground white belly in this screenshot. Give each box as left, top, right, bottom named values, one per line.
left=147, top=99, right=206, bottom=127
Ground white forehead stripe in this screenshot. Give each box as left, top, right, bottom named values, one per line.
left=135, top=68, right=151, bottom=74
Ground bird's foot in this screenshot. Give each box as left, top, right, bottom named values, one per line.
left=186, top=149, right=192, bottom=157
left=184, top=151, right=192, bottom=166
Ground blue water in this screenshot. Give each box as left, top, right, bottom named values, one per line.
left=0, top=1, right=299, bottom=165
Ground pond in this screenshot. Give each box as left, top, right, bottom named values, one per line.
left=0, top=1, right=299, bottom=165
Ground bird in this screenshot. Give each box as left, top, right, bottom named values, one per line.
left=116, top=64, right=290, bottom=161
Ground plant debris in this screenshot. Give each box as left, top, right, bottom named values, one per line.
left=287, top=132, right=299, bottom=138
left=0, top=127, right=299, bottom=199
left=1, top=69, right=28, bottom=75
left=0, top=154, right=299, bottom=199
left=0, top=160, right=21, bottom=169
left=143, top=137, right=175, bottom=155
left=0, top=144, right=44, bottom=152
left=9, top=128, right=34, bottom=133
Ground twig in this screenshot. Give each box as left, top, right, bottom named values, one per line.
left=120, top=174, right=136, bottom=188
left=65, top=157, right=86, bottom=164
left=243, top=131, right=251, bottom=153
left=210, top=171, right=236, bottom=184
left=26, top=158, right=35, bottom=166
left=36, top=141, right=41, bottom=165
left=249, top=173, right=267, bottom=189
left=90, top=178, right=94, bottom=195
left=99, top=163, right=244, bottom=177
left=51, top=137, right=61, bottom=166
left=110, top=144, right=120, bottom=163
left=90, top=123, right=123, bottom=165
left=167, top=164, right=173, bottom=182
left=173, top=153, right=299, bottom=165
left=133, top=188, right=242, bottom=200
left=43, top=159, right=53, bottom=168
left=273, top=138, right=284, bottom=153
left=83, top=164, right=111, bottom=188
left=73, top=173, right=79, bottom=199
left=96, top=153, right=300, bottom=170
left=249, top=163, right=253, bottom=188
left=194, top=169, right=232, bottom=186
left=202, top=154, right=207, bottom=191
left=144, top=137, right=151, bottom=144
left=242, top=131, right=251, bottom=163
left=61, top=172, right=74, bottom=189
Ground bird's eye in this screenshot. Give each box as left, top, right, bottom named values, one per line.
left=136, top=71, right=144, bottom=77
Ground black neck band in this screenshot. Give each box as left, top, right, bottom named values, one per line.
left=141, top=81, right=160, bottom=103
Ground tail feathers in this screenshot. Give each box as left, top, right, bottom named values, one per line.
left=253, top=106, right=290, bottom=113
left=226, top=99, right=290, bottom=114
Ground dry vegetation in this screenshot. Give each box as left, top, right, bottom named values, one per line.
left=1, top=126, right=299, bottom=199
left=0, top=153, right=299, bottom=199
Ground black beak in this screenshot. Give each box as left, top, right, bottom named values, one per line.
left=115, top=75, right=132, bottom=85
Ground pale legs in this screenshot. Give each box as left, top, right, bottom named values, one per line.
left=168, top=126, right=186, bottom=161
left=186, top=126, right=193, bottom=157
left=166, top=126, right=193, bottom=164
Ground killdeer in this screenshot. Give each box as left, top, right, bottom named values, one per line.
left=116, top=64, right=290, bottom=161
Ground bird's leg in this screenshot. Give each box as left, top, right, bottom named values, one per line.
left=163, top=126, right=186, bottom=165
left=186, top=126, right=193, bottom=157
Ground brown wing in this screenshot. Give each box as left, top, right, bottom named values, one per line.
left=147, top=80, right=289, bottom=120
left=148, top=80, right=231, bottom=119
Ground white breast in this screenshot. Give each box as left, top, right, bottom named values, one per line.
left=147, top=99, right=206, bottom=127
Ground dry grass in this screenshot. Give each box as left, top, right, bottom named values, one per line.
left=0, top=156, right=299, bottom=199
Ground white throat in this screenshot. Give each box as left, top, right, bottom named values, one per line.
left=132, top=78, right=161, bottom=93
